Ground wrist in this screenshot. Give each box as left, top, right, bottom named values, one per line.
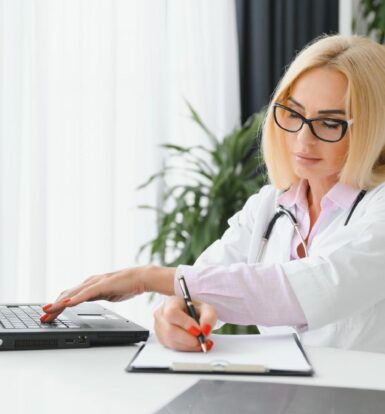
left=142, top=265, right=176, bottom=296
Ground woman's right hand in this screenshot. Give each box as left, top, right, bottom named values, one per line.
left=154, top=296, right=217, bottom=352
left=40, top=266, right=150, bottom=323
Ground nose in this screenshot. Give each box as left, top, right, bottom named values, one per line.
left=296, top=122, right=317, bottom=145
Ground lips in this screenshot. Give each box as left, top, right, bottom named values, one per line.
left=294, top=153, right=322, bottom=160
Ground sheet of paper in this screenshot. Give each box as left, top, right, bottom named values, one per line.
left=131, top=333, right=312, bottom=372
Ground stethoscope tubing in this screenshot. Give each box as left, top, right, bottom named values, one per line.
left=256, top=189, right=367, bottom=262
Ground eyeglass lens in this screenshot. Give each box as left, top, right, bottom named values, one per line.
left=274, top=106, right=345, bottom=142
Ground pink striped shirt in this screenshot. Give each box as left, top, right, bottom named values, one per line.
left=174, top=179, right=361, bottom=327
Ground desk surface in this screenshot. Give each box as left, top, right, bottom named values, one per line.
left=1, top=340, right=385, bottom=414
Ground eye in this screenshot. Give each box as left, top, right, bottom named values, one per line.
left=288, top=112, right=301, bottom=119
left=321, top=120, right=341, bottom=129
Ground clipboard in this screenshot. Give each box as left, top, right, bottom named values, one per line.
left=126, top=333, right=314, bottom=377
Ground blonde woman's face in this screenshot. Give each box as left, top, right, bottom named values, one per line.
left=282, top=67, right=350, bottom=184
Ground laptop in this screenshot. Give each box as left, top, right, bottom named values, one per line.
left=0, top=302, right=149, bottom=351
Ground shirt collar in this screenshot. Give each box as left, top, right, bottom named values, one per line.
left=277, top=179, right=361, bottom=211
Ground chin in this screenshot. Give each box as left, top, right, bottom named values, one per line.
left=293, top=167, right=320, bottom=181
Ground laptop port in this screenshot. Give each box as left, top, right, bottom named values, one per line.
left=78, top=335, right=88, bottom=344
left=64, top=339, right=75, bottom=344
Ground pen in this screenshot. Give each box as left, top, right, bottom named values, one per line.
left=177, top=275, right=207, bottom=353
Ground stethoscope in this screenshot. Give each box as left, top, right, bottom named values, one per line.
left=256, top=189, right=367, bottom=262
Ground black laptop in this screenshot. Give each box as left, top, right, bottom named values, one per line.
left=0, top=302, right=149, bottom=351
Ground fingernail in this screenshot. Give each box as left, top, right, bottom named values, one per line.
left=206, top=339, right=214, bottom=351
left=202, top=323, right=212, bottom=337
left=188, top=326, right=201, bottom=337
left=62, top=298, right=71, bottom=305
left=42, top=304, right=52, bottom=312
left=40, top=314, right=49, bottom=322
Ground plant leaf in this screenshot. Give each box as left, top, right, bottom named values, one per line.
left=185, top=99, right=219, bottom=146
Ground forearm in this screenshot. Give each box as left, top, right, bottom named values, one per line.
left=142, top=265, right=176, bottom=296
left=174, top=263, right=307, bottom=327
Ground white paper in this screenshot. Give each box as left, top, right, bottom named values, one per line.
left=131, top=333, right=312, bottom=372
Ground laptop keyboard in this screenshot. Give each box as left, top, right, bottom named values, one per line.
left=0, top=305, right=81, bottom=329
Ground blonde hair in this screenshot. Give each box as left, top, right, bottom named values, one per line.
left=262, top=34, right=385, bottom=190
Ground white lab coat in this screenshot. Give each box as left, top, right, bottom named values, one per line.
left=193, top=181, right=385, bottom=352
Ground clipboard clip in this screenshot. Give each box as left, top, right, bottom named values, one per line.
left=171, top=360, right=269, bottom=373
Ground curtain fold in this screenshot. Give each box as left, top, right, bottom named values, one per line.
left=0, top=0, right=240, bottom=328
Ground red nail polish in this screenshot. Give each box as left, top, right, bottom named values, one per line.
left=206, top=339, right=214, bottom=351
left=40, top=314, right=49, bottom=322
left=62, top=298, right=71, bottom=305
left=42, top=304, right=52, bottom=311
left=188, top=326, right=201, bottom=337
left=202, top=323, right=212, bottom=337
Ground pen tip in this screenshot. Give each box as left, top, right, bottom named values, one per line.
left=202, top=343, right=207, bottom=353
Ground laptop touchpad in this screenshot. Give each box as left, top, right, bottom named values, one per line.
left=77, top=313, right=128, bottom=328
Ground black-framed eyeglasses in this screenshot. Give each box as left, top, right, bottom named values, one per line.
left=272, top=103, right=353, bottom=143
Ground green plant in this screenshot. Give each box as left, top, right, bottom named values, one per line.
left=355, top=0, right=385, bottom=43
left=137, top=103, right=267, bottom=334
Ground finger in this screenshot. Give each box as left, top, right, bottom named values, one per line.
left=196, top=302, right=217, bottom=337
left=162, top=297, right=201, bottom=334
left=41, top=280, right=106, bottom=323
left=40, top=300, right=72, bottom=323
left=62, top=281, right=106, bottom=307
left=206, top=338, right=214, bottom=351
left=154, top=309, right=202, bottom=352
left=161, top=324, right=202, bottom=351
left=43, top=296, right=71, bottom=312
left=42, top=275, right=104, bottom=314
left=167, top=339, right=202, bottom=352
left=40, top=310, right=62, bottom=323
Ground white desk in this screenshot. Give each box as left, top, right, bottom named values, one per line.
left=1, top=341, right=385, bottom=414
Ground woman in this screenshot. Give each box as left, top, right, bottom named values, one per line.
left=41, top=35, right=385, bottom=353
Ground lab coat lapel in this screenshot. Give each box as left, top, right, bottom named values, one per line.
left=262, top=210, right=295, bottom=264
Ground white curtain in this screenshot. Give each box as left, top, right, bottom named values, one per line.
left=0, top=0, right=240, bottom=328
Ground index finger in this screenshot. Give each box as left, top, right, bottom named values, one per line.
left=40, top=296, right=73, bottom=323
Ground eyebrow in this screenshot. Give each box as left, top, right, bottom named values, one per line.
left=288, top=96, right=346, bottom=115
